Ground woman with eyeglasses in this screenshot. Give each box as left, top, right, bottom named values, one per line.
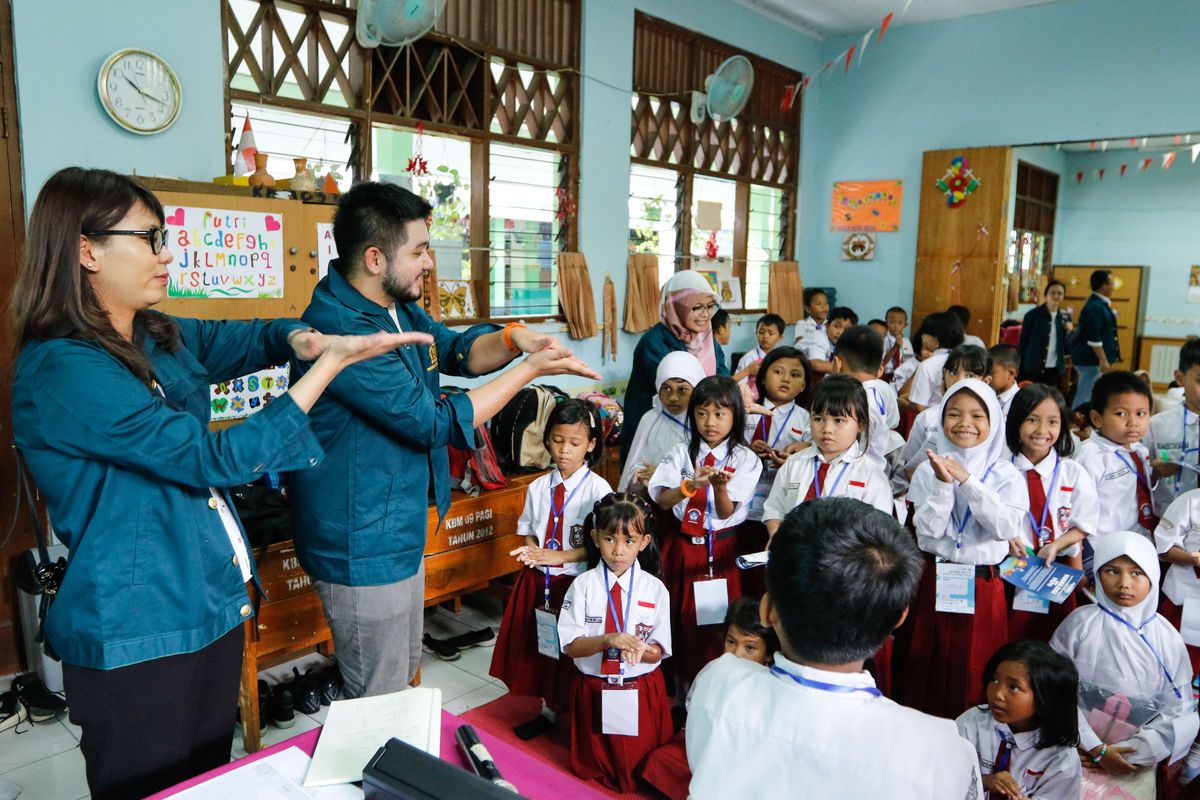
left=621, top=271, right=728, bottom=465
left=9, top=167, right=432, bottom=799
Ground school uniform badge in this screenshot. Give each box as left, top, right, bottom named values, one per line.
left=1057, top=506, right=1071, bottom=534
left=635, top=622, right=653, bottom=642
left=569, top=523, right=584, bottom=548
left=687, top=508, right=701, bottom=523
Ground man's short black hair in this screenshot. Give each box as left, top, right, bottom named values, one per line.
left=988, top=343, right=1020, bottom=370
left=1090, top=269, right=1113, bottom=291
left=711, top=308, right=730, bottom=331
left=1179, top=338, right=1200, bottom=373
left=915, top=311, right=965, bottom=351
left=827, top=306, right=858, bottom=325
left=332, top=181, right=433, bottom=277
left=767, top=498, right=924, bottom=664
left=1090, top=370, right=1152, bottom=415
left=835, top=325, right=884, bottom=374
left=756, top=313, right=785, bottom=335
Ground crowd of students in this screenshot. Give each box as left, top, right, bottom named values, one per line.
left=489, top=278, right=1200, bottom=799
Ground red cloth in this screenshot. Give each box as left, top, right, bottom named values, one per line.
left=1158, top=596, right=1200, bottom=680
left=662, top=527, right=742, bottom=684
left=568, top=671, right=673, bottom=793
left=546, top=481, right=567, bottom=548
left=802, top=461, right=830, bottom=502
left=893, top=562, right=1010, bottom=718
left=1026, top=469, right=1048, bottom=543
left=490, top=567, right=575, bottom=706
left=680, top=453, right=716, bottom=538
left=1131, top=451, right=1160, bottom=530
left=868, top=636, right=895, bottom=698
left=751, top=415, right=771, bottom=445
left=998, top=324, right=1022, bottom=347
left=639, top=735, right=690, bottom=800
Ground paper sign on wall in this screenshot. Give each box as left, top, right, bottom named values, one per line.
left=317, top=222, right=337, bottom=280
left=209, top=365, right=290, bottom=422
left=166, top=205, right=284, bottom=298
left=830, top=180, right=903, bottom=232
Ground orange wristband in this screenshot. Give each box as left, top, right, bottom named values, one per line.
left=502, top=322, right=526, bottom=354
left=679, top=479, right=697, bottom=498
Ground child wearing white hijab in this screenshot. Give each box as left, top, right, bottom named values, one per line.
left=619, top=352, right=706, bottom=492
left=895, top=378, right=1029, bottom=718
left=1050, top=531, right=1198, bottom=798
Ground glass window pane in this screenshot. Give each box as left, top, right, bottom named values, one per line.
left=230, top=102, right=353, bottom=190
left=747, top=185, right=784, bottom=310
left=628, top=164, right=679, bottom=287
left=489, top=143, right=561, bottom=317
left=690, top=175, right=736, bottom=261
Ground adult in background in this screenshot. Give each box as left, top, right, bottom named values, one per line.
left=1018, top=278, right=1074, bottom=386
left=621, top=271, right=728, bottom=464
left=288, top=182, right=599, bottom=699
left=686, top=498, right=982, bottom=798
left=10, top=168, right=425, bottom=799
left=1068, top=269, right=1119, bottom=408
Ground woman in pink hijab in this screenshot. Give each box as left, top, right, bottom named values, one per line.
left=621, top=271, right=727, bottom=463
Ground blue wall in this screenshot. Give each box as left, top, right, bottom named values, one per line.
left=798, top=0, right=1200, bottom=328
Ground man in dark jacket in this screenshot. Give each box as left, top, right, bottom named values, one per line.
left=1068, top=269, right=1119, bottom=408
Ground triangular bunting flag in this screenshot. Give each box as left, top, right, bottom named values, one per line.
left=820, top=59, right=835, bottom=78
left=781, top=84, right=798, bottom=112
left=1164, top=152, right=1177, bottom=169
left=1139, top=158, right=1152, bottom=171
left=1075, top=172, right=1084, bottom=184
left=859, top=29, right=874, bottom=63
left=1097, top=168, right=1105, bottom=181
left=233, top=114, right=257, bottom=176
left=1191, top=143, right=1200, bottom=164
left=1175, top=134, right=1182, bottom=144
left=879, top=12, right=894, bottom=40
left=1129, top=138, right=1137, bottom=147
left=901, top=0, right=914, bottom=16
left=1120, top=163, right=1127, bottom=177
left=1089, top=141, right=1096, bottom=150
left=844, top=45, right=856, bottom=72
left=1100, top=141, right=1109, bottom=151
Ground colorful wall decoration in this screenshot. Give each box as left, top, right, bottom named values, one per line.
left=209, top=365, right=290, bottom=422
left=830, top=180, right=903, bottom=232
left=165, top=205, right=285, bottom=298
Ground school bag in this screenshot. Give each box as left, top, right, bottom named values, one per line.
left=442, top=386, right=508, bottom=494
left=489, top=384, right=569, bottom=472
left=576, top=390, right=623, bottom=446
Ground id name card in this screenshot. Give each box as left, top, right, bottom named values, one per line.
left=1012, top=588, right=1050, bottom=615
left=935, top=562, right=975, bottom=615
left=601, top=686, right=639, bottom=736
left=534, top=608, right=560, bottom=659
left=694, top=578, right=729, bottom=626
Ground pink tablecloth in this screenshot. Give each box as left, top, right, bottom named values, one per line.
left=148, top=710, right=610, bottom=800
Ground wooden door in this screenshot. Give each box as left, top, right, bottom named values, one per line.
left=1053, top=265, right=1145, bottom=370
left=912, top=146, right=1013, bottom=344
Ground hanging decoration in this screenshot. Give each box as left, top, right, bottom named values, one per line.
left=1163, top=152, right=1178, bottom=170
left=555, top=186, right=577, bottom=223
left=936, top=156, right=981, bottom=208
left=705, top=230, right=719, bottom=259
left=405, top=122, right=429, bottom=177
left=841, top=233, right=876, bottom=261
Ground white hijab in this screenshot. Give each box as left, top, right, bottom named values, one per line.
left=933, top=378, right=1007, bottom=477
left=655, top=351, right=706, bottom=394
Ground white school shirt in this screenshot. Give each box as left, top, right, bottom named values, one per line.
left=1010, top=452, right=1098, bottom=557
left=744, top=400, right=811, bottom=521
left=910, top=460, right=1028, bottom=565
left=865, top=378, right=901, bottom=431
left=1145, top=403, right=1200, bottom=511
left=900, top=407, right=940, bottom=475
left=996, top=383, right=1019, bottom=418
left=954, top=706, right=1081, bottom=800
left=793, top=317, right=823, bottom=347
left=734, top=347, right=766, bottom=386
left=907, top=349, right=950, bottom=408
left=891, top=355, right=920, bottom=393
left=687, top=653, right=983, bottom=800
left=963, top=333, right=987, bottom=349
left=1045, top=317, right=1059, bottom=368
left=557, top=562, right=671, bottom=679
left=1071, top=433, right=1157, bottom=538
left=648, top=440, right=762, bottom=529
left=517, top=467, right=613, bottom=577
left=618, top=406, right=690, bottom=491
left=1154, top=488, right=1200, bottom=605
left=883, top=333, right=916, bottom=375
left=801, top=327, right=833, bottom=363
left=762, top=442, right=893, bottom=520
left=864, top=378, right=905, bottom=469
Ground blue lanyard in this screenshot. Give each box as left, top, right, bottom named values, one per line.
left=603, top=563, right=636, bottom=675
left=1016, top=454, right=1061, bottom=545
left=994, top=730, right=1013, bottom=773
left=544, top=470, right=588, bottom=607
left=699, top=449, right=733, bottom=577
left=770, top=665, right=882, bottom=697
left=951, top=462, right=998, bottom=549
left=812, top=456, right=850, bottom=498
left=757, top=404, right=796, bottom=450
left=1098, top=605, right=1183, bottom=699
left=1113, top=450, right=1152, bottom=492
left=661, top=409, right=690, bottom=435
left=870, top=386, right=887, bottom=417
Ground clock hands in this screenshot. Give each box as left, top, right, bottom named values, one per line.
left=122, top=75, right=168, bottom=107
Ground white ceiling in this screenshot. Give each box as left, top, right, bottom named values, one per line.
left=734, top=0, right=1077, bottom=39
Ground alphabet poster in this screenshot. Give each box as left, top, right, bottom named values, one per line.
left=209, top=365, right=290, bottom=422
left=165, top=205, right=285, bottom=298
left=830, top=180, right=903, bottom=232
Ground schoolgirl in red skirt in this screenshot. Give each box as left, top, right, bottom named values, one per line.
left=894, top=378, right=1030, bottom=718
left=489, top=399, right=612, bottom=739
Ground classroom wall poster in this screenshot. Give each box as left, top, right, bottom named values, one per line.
left=317, top=222, right=337, bottom=280
left=1188, top=264, right=1200, bottom=304
left=165, top=205, right=284, bottom=298
left=209, top=365, right=290, bottom=422
left=830, top=180, right=903, bottom=232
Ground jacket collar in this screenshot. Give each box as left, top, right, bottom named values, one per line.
left=327, top=260, right=392, bottom=319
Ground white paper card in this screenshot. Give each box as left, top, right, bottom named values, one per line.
left=1181, top=597, right=1200, bottom=648
left=304, top=688, right=441, bottom=788
left=1013, top=588, right=1050, bottom=614
left=534, top=607, right=560, bottom=659
left=695, top=200, right=723, bottom=231
left=694, top=578, right=729, bottom=626
left=935, top=562, right=976, bottom=615
left=601, top=688, right=640, bottom=736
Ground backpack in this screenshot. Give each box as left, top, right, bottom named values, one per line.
left=490, top=384, right=569, bottom=472
left=576, top=390, right=623, bottom=445
left=443, top=386, right=508, bottom=494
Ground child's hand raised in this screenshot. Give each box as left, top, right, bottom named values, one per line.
left=926, top=450, right=971, bottom=484
left=706, top=468, right=733, bottom=488
left=981, top=771, right=1026, bottom=799
left=750, top=440, right=774, bottom=459
left=739, top=382, right=774, bottom=417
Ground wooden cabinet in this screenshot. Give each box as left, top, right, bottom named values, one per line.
left=1053, top=265, right=1146, bottom=370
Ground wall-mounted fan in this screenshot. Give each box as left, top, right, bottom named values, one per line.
left=356, top=0, right=447, bottom=49
left=690, top=55, right=755, bottom=125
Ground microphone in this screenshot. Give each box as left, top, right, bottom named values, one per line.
left=456, top=724, right=518, bottom=793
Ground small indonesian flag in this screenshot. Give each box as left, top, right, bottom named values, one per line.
left=1163, top=151, right=1178, bottom=170
left=233, top=114, right=258, bottom=176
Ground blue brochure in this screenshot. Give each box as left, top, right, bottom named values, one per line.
left=999, top=552, right=1084, bottom=604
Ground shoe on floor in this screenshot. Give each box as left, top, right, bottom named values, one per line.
left=292, top=668, right=321, bottom=715
left=0, top=690, right=28, bottom=733
left=514, top=712, right=554, bottom=740
left=268, top=683, right=296, bottom=729
left=446, top=627, right=496, bottom=650
left=11, top=673, right=67, bottom=723
left=315, top=665, right=341, bottom=706
left=422, top=633, right=461, bottom=662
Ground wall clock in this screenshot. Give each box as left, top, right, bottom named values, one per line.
left=97, top=48, right=181, bottom=135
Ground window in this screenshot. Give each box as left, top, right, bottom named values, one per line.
left=489, top=144, right=561, bottom=317
left=690, top=176, right=736, bottom=260
left=628, top=164, right=680, bottom=286
left=1009, top=162, right=1058, bottom=303
left=746, top=186, right=785, bottom=310
left=231, top=102, right=354, bottom=191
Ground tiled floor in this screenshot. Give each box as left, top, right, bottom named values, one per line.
left=0, top=593, right=509, bottom=800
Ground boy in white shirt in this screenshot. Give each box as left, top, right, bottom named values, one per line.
left=988, top=343, right=1020, bottom=417
left=1147, top=339, right=1200, bottom=511
left=792, top=287, right=829, bottom=348
left=686, top=498, right=982, bottom=800
left=833, top=325, right=903, bottom=471
left=882, top=306, right=916, bottom=382
left=804, top=306, right=857, bottom=375
left=733, top=313, right=785, bottom=393
left=904, top=310, right=965, bottom=412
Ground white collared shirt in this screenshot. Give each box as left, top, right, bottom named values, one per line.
left=864, top=378, right=904, bottom=468
left=801, top=327, right=833, bottom=363
left=891, top=356, right=920, bottom=392
left=743, top=400, right=811, bottom=521
left=910, top=459, right=1028, bottom=565
left=518, top=467, right=613, bottom=577
left=1145, top=403, right=1200, bottom=510
left=619, top=407, right=690, bottom=492
left=763, top=442, right=893, bottom=521
left=648, top=440, right=762, bottom=528
left=1010, top=452, right=1098, bottom=556
left=954, top=706, right=1080, bottom=800
left=996, top=384, right=1019, bottom=418
left=557, top=562, right=671, bottom=678
left=900, top=407, right=941, bottom=475
left=883, top=333, right=916, bottom=375
left=1071, top=433, right=1156, bottom=538
left=210, top=489, right=253, bottom=583
left=908, top=349, right=950, bottom=408
left=793, top=317, right=824, bottom=347
left=1155, top=489, right=1200, bottom=604
left=963, top=334, right=987, bottom=349
left=735, top=347, right=766, bottom=386
left=687, top=653, right=982, bottom=800
left=1045, top=311, right=1060, bottom=367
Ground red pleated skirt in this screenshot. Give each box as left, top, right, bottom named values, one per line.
left=489, top=566, right=576, bottom=706
left=1006, top=582, right=1079, bottom=643
left=894, top=561, right=1010, bottom=718
left=639, top=734, right=690, bottom=800
left=1158, top=596, right=1200, bottom=680
left=569, top=670, right=673, bottom=793
left=662, top=527, right=742, bottom=684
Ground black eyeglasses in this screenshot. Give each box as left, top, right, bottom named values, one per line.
left=84, top=226, right=170, bottom=255
left=689, top=302, right=720, bottom=316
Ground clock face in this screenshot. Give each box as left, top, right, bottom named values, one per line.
left=97, top=49, right=181, bottom=135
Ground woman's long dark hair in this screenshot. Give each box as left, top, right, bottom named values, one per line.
left=13, top=167, right=179, bottom=385
left=686, top=375, right=747, bottom=465
left=1005, top=383, right=1074, bottom=458
left=582, top=492, right=661, bottom=577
